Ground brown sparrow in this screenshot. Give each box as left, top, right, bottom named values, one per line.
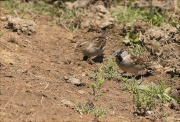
left=75, top=29, right=107, bottom=64
left=114, top=49, right=146, bottom=76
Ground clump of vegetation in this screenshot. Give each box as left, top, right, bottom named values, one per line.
left=87, top=57, right=172, bottom=118
left=1, top=0, right=56, bottom=16
left=133, top=82, right=172, bottom=116
left=76, top=104, right=109, bottom=117
left=0, top=0, right=81, bottom=31
left=112, top=6, right=167, bottom=27
left=76, top=76, right=110, bottom=118
left=86, top=58, right=123, bottom=81
left=170, top=19, right=180, bottom=30
left=122, top=31, right=142, bottom=45
left=112, top=7, right=142, bottom=26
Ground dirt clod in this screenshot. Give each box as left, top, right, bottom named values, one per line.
left=79, top=5, right=114, bottom=30
left=4, top=15, right=37, bottom=35
left=61, top=99, right=75, bottom=109
left=64, top=75, right=86, bottom=86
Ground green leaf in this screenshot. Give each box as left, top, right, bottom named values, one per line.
left=163, top=93, right=172, bottom=101
left=122, top=38, right=130, bottom=44
left=137, top=85, right=150, bottom=91
left=164, top=87, right=171, bottom=94
left=91, top=83, right=96, bottom=88
left=133, top=38, right=139, bottom=43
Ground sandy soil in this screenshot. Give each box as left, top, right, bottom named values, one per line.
left=0, top=1, right=180, bottom=121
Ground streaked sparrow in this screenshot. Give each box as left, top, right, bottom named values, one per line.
left=75, top=29, right=107, bottom=64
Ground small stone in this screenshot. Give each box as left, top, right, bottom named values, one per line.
left=146, top=110, right=153, bottom=115
left=63, top=76, right=69, bottom=80
left=78, top=90, right=86, bottom=94
left=65, top=75, right=86, bottom=86
left=0, top=16, right=8, bottom=21
left=61, top=99, right=75, bottom=109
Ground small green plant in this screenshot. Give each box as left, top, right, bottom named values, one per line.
left=112, top=7, right=142, bottom=25
left=141, top=9, right=167, bottom=26
left=133, top=82, right=172, bottom=115
left=128, top=44, right=145, bottom=58
left=122, top=32, right=142, bottom=45
left=76, top=74, right=110, bottom=118
left=55, top=8, right=81, bottom=31
left=0, top=0, right=60, bottom=16
left=91, top=78, right=105, bottom=100
left=76, top=104, right=109, bottom=117
left=170, top=19, right=180, bottom=30
left=122, top=78, right=139, bottom=91
left=113, top=6, right=167, bottom=27
left=87, top=58, right=123, bottom=81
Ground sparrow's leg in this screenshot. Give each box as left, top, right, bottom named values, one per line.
left=133, top=72, right=139, bottom=79
left=138, top=76, right=145, bottom=85
left=87, top=57, right=95, bottom=65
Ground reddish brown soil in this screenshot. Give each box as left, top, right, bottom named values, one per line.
left=0, top=6, right=180, bottom=122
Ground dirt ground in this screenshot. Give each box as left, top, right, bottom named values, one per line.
left=0, top=1, right=180, bottom=122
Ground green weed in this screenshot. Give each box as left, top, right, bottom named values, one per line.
left=113, top=7, right=167, bottom=27
left=76, top=70, right=110, bottom=117
left=112, top=7, right=142, bottom=26
left=170, top=19, right=180, bottom=30
left=128, top=45, right=143, bottom=57
left=76, top=104, right=109, bottom=117
left=0, top=0, right=59, bottom=16
left=86, top=58, right=123, bottom=81
left=122, top=32, right=142, bottom=45
left=141, top=9, right=167, bottom=26
left=133, top=82, right=172, bottom=115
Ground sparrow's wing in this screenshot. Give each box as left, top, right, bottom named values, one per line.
left=93, top=37, right=106, bottom=49
left=87, top=29, right=107, bottom=49
left=123, top=55, right=135, bottom=65
left=131, top=56, right=143, bottom=64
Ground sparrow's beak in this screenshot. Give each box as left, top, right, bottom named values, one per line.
left=114, top=50, right=120, bottom=57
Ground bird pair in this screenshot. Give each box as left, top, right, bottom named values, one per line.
left=75, top=30, right=145, bottom=76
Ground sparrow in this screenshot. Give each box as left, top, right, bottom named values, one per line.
left=75, top=29, right=107, bottom=64
left=114, top=49, right=146, bottom=76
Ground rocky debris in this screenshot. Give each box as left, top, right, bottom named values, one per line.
left=77, top=5, right=114, bottom=30
left=142, top=24, right=179, bottom=55
left=141, top=24, right=180, bottom=74
left=168, top=99, right=180, bottom=110
left=78, top=90, right=86, bottom=94
left=119, top=21, right=150, bottom=36
left=61, top=99, right=75, bottom=109
left=64, top=0, right=112, bottom=10
left=2, top=15, right=37, bottom=35
left=64, top=75, right=86, bottom=86
left=65, top=0, right=90, bottom=10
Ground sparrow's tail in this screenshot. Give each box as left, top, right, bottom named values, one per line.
left=100, top=28, right=107, bottom=38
